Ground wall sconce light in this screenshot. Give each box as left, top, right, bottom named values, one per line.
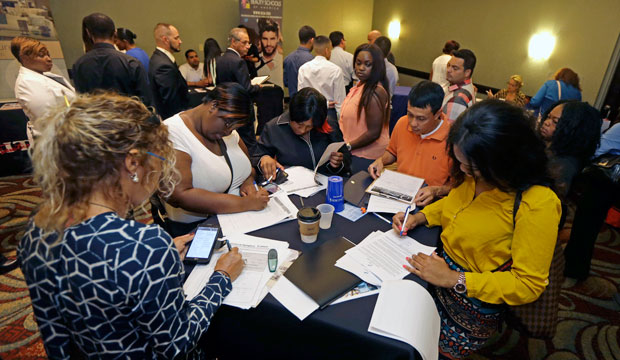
left=528, top=32, right=556, bottom=61
left=388, top=20, right=400, bottom=40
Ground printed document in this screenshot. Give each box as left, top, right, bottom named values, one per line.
left=366, top=170, right=424, bottom=204
left=313, top=141, right=345, bottom=175
left=183, top=234, right=289, bottom=309
left=217, top=192, right=298, bottom=236
left=336, top=230, right=436, bottom=284
left=251, top=75, right=270, bottom=85
left=367, top=194, right=412, bottom=213
left=278, top=166, right=326, bottom=197
left=368, top=280, right=440, bottom=360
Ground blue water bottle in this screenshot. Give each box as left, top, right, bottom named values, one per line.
left=326, top=176, right=344, bottom=212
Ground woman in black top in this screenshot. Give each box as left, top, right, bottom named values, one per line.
left=255, top=87, right=351, bottom=179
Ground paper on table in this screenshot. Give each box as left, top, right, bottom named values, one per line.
left=278, top=166, right=325, bottom=196
left=254, top=249, right=300, bottom=307
left=293, top=173, right=328, bottom=198
left=217, top=192, right=298, bottom=236
left=335, top=254, right=382, bottom=286
left=366, top=170, right=424, bottom=204
left=340, top=230, right=436, bottom=283
left=368, top=280, right=440, bottom=360
left=251, top=75, right=270, bottom=85
left=313, top=141, right=345, bottom=175
left=367, top=195, right=413, bottom=214
left=270, top=275, right=319, bottom=321
left=183, top=234, right=289, bottom=309
left=337, top=203, right=367, bottom=222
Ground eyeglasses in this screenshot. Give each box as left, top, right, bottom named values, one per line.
left=146, top=151, right=166, bottom=161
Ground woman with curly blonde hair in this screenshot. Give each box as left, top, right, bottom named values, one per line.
left=486, top=74, right=527, bottom=107
left=18, top=92, right=244, bottom=359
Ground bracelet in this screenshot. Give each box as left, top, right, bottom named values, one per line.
left=214, top=269, right=231, bottom=279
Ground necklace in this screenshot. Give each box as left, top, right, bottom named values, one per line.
left=88, top=202, right=118, bottom=213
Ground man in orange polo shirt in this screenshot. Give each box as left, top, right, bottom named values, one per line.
left=368, top=80, right=451, bottom=206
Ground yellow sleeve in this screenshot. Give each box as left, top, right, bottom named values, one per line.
left=420, top=196, right=445, bottom=227
left=465, top=187, right=561, bottom=305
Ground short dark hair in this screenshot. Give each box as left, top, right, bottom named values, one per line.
left=374, top=36, right=391, bottom=58
left=448, top=99, right=550, bottom=192
left=298, top=25, right=316, bottom=44
left=185, top=49, right=197, bottom=58
left=313, top=35, right=330, bottom=48
left=452, top=49, right=476, bottom=77
left=82, top=13, right=115, bottom=41
left=329, top=31, right=344, bottom=48
left=442, top=40, right=460, bottom=55
left=290, top=87, right=328, bottom=129
left=259, top=21, right=279, bottom=37
left=545, top=101, right=601, bottom=163
left=201, top=82, right=252, bottom=126
left=116, top=28, right=136, bottom=44
left=408, top=81, right=445, bottom=114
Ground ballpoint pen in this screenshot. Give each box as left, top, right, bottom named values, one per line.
left=225, top=239, right=232, bottom=251
left=253, top=181, right=259, bottom=191
left=400, top=205, right=411, bottom=236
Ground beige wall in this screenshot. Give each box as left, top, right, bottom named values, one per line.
left=281, top=0, right=373, bottom=56
left=49, top=0, right=238, bottom=68
left=372, top=0, right=620, bottom=103
left=49, top=0, right=373, bottom=72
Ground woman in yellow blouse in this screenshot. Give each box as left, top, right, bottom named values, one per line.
left=393, top=100, right=561, bottom=359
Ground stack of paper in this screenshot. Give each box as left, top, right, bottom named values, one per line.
left=367, top=194, right=412, bottom=214
left=368, top=280, right=440, bottom=360
left=335, top=230, right=436, bottom=285
left=183, top=234, right=291, bottom=309
left=278, top=166, right=327, bottom=197
left=217, top=192, right=298, bottom=236
left=366, top=169, right=424, bottom=204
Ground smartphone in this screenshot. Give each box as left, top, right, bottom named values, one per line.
left=185, top=226, right=221, bottom=263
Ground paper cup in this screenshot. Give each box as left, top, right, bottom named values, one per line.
left=297, top=207, right=321, bottom=243
left=317, top=203, right=335, bottom=229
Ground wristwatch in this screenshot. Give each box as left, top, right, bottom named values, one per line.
left=453, top=272, right=467, bottom=294
left=345, top=142, right=352, bottom=151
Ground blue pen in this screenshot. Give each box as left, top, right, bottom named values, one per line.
left=225, top=239, right=232, bottom=251
left=253, top=181, right=259, bottom=191
left=400, top=205, right=411, bottom=236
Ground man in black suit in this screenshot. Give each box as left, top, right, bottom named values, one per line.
left=149, top=23, right=188, bottom=119
left=73, top=13, right=151, bottom=106
left=216, top=28, right=262, bottom=153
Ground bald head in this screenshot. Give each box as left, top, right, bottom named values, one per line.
left=367, top=30, right=381, bottom=44
left=154, top=23, right=181, bottom=52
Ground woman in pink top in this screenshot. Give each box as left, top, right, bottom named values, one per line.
left=339, top=43, right=390, bottom=173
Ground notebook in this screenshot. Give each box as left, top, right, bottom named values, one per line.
left=284, top=236, right=361, bottom=309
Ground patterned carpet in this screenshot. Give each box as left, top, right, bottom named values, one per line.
left=0, top=174, right=618, bottom=359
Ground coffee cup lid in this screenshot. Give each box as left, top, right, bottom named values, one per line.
left=297, top=207, right=321, bottom=222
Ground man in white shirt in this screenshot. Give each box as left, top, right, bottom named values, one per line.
left=328, top=31, right=355, bottom=92
left=297, top=35, right=346, bottom=140
left=430, top=40, right=460, bottom=92
left=178, top=49, right=207, bottom=87
left=374, top=36, right=398, bottom=97
left=256, top=22, right=283, bottom=88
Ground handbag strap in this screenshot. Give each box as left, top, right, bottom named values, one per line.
left=218, top=139, right=234, bottom=194
left=556, top=80, right=562, bottom=99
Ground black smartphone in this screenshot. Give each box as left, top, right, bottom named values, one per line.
left=185, top=225, right=221, bottom=263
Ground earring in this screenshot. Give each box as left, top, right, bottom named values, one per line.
left=130, top=173, right=139, bottom=183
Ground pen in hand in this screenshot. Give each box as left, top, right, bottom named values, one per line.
left=226, top=239, right=232, bottom=251
left=253, top=181, right=259, bottom=191
left=400, top=205, right=411, bottom=236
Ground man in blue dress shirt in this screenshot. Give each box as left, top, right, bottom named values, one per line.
left=283, top=25, right=315, bottom=98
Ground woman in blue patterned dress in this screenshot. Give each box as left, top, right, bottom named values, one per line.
left=18, top=92, right=244, bottom=359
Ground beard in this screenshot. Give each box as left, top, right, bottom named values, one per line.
left=262, top=45, right=276, bottom=57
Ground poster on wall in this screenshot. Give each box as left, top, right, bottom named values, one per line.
left=239, top=0, right=284, bottom=88
left=0, top=0, right=70, bottom=101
